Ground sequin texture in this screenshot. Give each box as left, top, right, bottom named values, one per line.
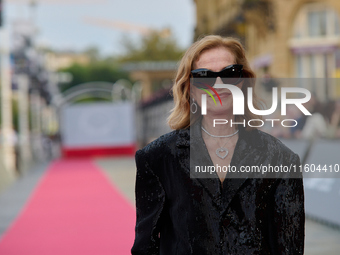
left=131, top=121, right=305, bottom=255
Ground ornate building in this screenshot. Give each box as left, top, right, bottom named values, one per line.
left=194, top=0, right=340, bottom=100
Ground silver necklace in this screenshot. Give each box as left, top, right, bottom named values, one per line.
left=201, top=126, right=239, bottom=159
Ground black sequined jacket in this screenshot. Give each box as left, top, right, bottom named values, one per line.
left=131, top=119, right=305, bottom=255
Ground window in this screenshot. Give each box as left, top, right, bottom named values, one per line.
left=293, top=4, right=340, bottom=38
left=291, top=4, right=340, bottom=100
left=308, top=10, right=327, bottom=37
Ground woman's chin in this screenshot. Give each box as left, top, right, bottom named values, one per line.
left=206, top=107, right=233, bottom=117
left=205, top=101, right=233, bottom=116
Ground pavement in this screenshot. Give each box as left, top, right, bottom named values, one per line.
left=0, top=157, right=340, bottom=254
left=0, top=162, right=49, bottom=238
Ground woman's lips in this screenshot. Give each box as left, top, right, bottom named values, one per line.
left=214, top=92, right=231, bottom=99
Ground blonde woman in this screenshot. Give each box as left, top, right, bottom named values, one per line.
left=131, top=35, right=304, bottom=255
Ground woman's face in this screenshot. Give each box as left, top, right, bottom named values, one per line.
left=191, top=47, right=243, bottom=116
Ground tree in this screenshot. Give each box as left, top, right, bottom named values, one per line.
left=58, top=61, right=130, bottom=93
left=83, top=46, right=101, bottom=62
left=118, top=30, right=184, bottom=62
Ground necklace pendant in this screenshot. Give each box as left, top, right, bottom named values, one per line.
left=216, top=148, right=228, bottom=159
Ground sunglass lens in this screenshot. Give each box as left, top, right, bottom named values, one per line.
left=191, top=78, right=216, bottom=89
left=221, top=70, right=242, bottom=85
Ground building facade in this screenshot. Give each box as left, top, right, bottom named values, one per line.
left=194, top=0, right=340, bottom=100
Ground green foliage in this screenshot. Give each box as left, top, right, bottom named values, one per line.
left=58, top=61, right=130, bottom=93
left=12, top=98, right=19, bottom=132
left=73, top=97, right=109, bottom=104
left=58, top=30, right=184, bottom=94
left=0, top=97, right=19, bottom=132
left=83, top=46, right=100, bottom=62
left=118, top=30, right=184, bottom=62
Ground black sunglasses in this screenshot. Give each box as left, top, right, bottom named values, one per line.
left=191, top=64, right=243, bottom=88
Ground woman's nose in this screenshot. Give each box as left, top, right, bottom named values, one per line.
left=213, top=77, right=223, bottom=87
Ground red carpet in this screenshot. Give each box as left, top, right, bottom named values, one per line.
left=0, top=159, right=136, bottom=255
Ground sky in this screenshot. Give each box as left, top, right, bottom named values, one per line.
left=4, top=0, right=196, bottom=57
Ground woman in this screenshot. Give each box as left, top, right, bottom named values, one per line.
left=131, top=35, right=305, bottom=255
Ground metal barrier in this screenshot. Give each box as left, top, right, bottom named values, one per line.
left=136, top=90, right=173, bottom=147
left=280, top=138, right=340, bottom=227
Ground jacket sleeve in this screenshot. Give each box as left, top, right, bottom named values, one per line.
left=131, top=149, right=166, bottom=255
left=269, top=153, right=305, bottom=254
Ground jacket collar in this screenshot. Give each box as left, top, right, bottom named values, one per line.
left=176, top=117, right=265, bottom=212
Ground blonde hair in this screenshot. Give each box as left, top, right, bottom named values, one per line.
left=167, top=35, right=262, bottom=130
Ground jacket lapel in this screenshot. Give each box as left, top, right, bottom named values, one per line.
left=220, top=127, right=265, bottom=214
left=176, top=122, right=222, bottom=208
left=176, top=118, right=265, bottom=212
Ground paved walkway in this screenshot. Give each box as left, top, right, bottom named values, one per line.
left=96, top=157, right=340, bottom=255
left=0, top=162, right=48, bottom=238
left=0, top=157, right=339, bottom=254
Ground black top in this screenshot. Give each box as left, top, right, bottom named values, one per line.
left=131, top=119, right=305, bottom=255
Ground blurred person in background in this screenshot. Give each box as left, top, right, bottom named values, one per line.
left=293, top=94, right=327, bottom=139
left=131, top=35, right=304, bottom=254
left=263, top=105, right=301, bottom=139
left=288, top=104, right=307, bottom=139
left=325, top=99, right=340, bottom=139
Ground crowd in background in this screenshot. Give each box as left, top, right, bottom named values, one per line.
left=262, top=96, right=340, bottom=140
